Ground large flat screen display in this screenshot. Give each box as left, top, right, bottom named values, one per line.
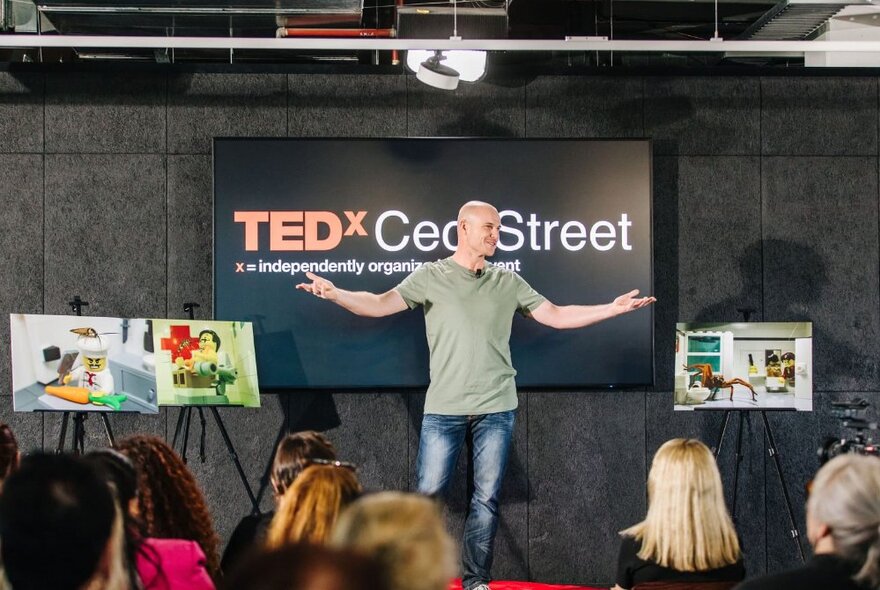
left=214, top=138, right=653, bottom=390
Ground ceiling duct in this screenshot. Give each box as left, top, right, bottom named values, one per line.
left=36, top=0, right=364, bottom=38
left=34, top=0, right=365, bottom=62
left=738, top=1, right=846, bottom=39
left=396, top=6, right=508, bottom=40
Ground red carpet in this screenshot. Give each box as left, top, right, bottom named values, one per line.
left=450, top=579, right=603, bottom=590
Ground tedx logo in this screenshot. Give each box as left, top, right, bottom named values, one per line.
left=234, top=210, right=368, bottom=251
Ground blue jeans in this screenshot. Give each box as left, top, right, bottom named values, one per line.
left=416, top=410, right=516, bottom=590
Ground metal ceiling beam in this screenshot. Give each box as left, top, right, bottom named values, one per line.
left=36, top=6, right=358, bottom=15
left=6, top=34, right=880, bottom=52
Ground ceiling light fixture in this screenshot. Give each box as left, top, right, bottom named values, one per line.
left=416, top=49, right=460, bottom=90
left=408, top=49, right=487, bottom=83
left=414, top=0, right=480, bottom=91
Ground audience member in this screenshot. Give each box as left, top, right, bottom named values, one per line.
left=613, top=438, right=745, bottom=590
left=331, top=491, right=457, bottom=590
left=265, top=462, right=362, bottom=547
left=222, top=430, right=337, bottom=571
left=0, top=453, right=126, bottom=590
left=735, top=454, right=880, bottom=590
left=221, top=543, right=388, bottom=590
left=116, top=435, right=221, bottom=580
left=0, top=424, right=19, bottom=486
left=85, top=448, right=215, bottom=590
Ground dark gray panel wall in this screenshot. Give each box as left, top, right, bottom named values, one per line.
left=525, top=76, right=643, bottom=138
left=43, top=154, right=167, bottom=318
left=168, top=155, right=213, bottom=317
left=0, top=155, right=43, bottom=397
left=644, top=77, right=760, bottom=155
left=761, top=77, right=878, bottom=156
left=0, top=69, right=873, bottom=587
left=763, top=157, right=880, bottom=391
left=288, top=74, right=407, bottom=137
left=168, top=73, right=287, bottom=154
left=44, top=73, right=166, bottom=154
left=407, top=75, right=526, bottom=137
left=0, top=73, right=43, bottom=153
left=529, top=391, right=646, bottom=584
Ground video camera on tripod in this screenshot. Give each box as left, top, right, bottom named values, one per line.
left=818, top=398, right=880, bottom=464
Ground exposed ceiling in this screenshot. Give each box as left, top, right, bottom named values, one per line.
left=1, top=0, right=879, bottom=69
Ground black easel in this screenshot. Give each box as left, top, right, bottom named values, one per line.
left=55, top=296, right=116, bottom=455
left=711, top=307, right=805, bottom=562
left=170, top=302, right=260, bottom=515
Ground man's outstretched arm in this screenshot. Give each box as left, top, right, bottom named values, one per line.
left=296, top=272, right=408, bottom=318
left=529, top=289, right=656, bottom=330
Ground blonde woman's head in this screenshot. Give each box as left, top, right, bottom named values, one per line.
left=807, top=454, right=880, bottom=589
left=331, top=492, right=457, bottom=590
left=622, top=438, right=740, bottom=572
left=266, top=463, right=362, bottom=548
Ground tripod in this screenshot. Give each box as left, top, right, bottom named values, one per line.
left=169, top=302, right=260, bottom=515
left=708, top=306, right=806, bottom=562
left=55, top=296, right=116, bottom=455
left=713, top=407, right=806, bottom=562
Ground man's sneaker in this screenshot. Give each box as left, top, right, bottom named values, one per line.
left=470, top=585, right=490, bottom=590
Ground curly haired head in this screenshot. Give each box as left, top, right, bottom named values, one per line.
left=0, top=423, right=20, bottom=482
left=116, top=435, right=220, bottom=579
left=266, top=464, right=361, bottom=548
left=271, top=431, right=337, bottom=499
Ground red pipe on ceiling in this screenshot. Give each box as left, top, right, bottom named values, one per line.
left=277, top=28, right=395, bottom=38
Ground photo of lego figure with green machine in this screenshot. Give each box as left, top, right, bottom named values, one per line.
left=152, top=320, right=260, bottom=407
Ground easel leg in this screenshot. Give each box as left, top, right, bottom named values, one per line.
left=172, top=407, right=187, bottom=450
left=182, top=407, right=193, bottom=464
left=713, top=410, right=732, bottom=458
left=72, top=413, right=86, bottom=456
left=209, top=407, right=260, bottom=515
left=56, top=412, right=71, bottom=454
left=731, top=412, right=746, bottom=519
left=100, top=413, right=116, bottom=448
left=256, top=424, right=289, bottom=505
left=761, top=411, right=806, bottom=562
left=197, top=408, right=207, bottom=463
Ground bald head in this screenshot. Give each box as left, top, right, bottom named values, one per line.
left=458, top=201, right=498, bottom=223
left=454, top=201, right=501, bottom=261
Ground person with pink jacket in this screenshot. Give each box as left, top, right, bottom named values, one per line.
left=85, top=449, right=215, bottom=590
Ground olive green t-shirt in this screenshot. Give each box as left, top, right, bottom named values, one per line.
left=394, top=257, right=546, bottom=415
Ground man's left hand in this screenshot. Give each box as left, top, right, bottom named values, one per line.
left=612, top=290, right=656, bottom=314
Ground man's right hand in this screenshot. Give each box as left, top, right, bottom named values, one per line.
left=296, top=272, right=339, bottom=301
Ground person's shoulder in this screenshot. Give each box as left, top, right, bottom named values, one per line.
left=488, top=263, right=513, bottom=276
left=617, top=534, right=642, bottom=558
left=419, top=257, right=462, bottom=278
left=139, top=538, right=214, bottom=590
left=236, top=512, right=267, bottom=530
left=401, top=257, right=448, bottom=276
left=732, top=567, right=816, bottom=590
left=424, top=258, right=450, bottom=270
left=734, top=573, right=787, bottom=590
left=142, top=537, right=205, bottom=560
left=485, top=263, right=525, bottom=281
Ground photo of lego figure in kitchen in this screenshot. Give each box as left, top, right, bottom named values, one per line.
left=10, top=313, right=159, bottom=413
left=151, top=319, right=260, bottom=407
left=674, top=322, right=812, bottom=411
